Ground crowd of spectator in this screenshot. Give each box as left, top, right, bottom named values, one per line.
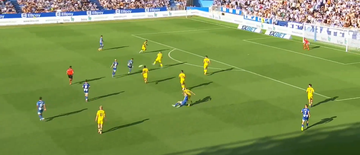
left=0, top=0, right=183, bottom=14
left=3, top=0, right=360, bottom=28
left=217, top=0, right=360, bottom=28
left=17, top=0, right=99, bottom=13
left=0, top=0, right=17, bottom=14
left=99, top=0, right=168, bottom=10
left=170, top=0, right=186, bottom=10
left=1, top=0, right=173, bottom=13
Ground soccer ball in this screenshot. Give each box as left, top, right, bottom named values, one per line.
left=138, top=65, right=143, bottom=68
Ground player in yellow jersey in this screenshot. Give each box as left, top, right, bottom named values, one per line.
left=142, top=65, right=149, bottom=83
left=306, top=84, right=315, bottom=107
left=153, top=52, right=163, bottom=68
left=183, top=88, right=195, bottom=106
left=95, top=106, right=106, bottom=134
left=179, top=70, right=186, bottom=90
left=203, top=56, right=211, bottom=75
left=139, top=40, right=148, bottom=53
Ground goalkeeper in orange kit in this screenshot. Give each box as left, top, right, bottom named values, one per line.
left=303, top=38, right=310, bottom=50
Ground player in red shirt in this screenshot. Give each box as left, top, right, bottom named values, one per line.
left=67, top=66, right=74, bottom=85
left=303, top=38, right=310, bottom=51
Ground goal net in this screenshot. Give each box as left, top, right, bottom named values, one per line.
left=302, top=24, right=360, bottom=52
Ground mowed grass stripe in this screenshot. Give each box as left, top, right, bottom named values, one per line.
left=0, top=17, right=359, bottom=155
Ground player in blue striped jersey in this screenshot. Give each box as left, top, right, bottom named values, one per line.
left=83, top=80, right=90, bottom=102
left=111, top=59, right=118, bottom=77
left=128, top=58, right=134, bottom=74
left=301, top=104, right=311, bottom=131
left=98, top=35, right=104, bottom=51
left=37, top=97, right=46, bottom=121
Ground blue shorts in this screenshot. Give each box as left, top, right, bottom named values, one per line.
left=100, top=43, right=103, bottom=47
left=181, top=96, right=188, bottom=105
left=38, top=109, right=43, bottom=115
left=302, top=117, right=309, bottom=121
left=128, top=66, right=132, bottom=68
left=84, top=90, right=89, bottom=93
left=113, top=68, right=117, bottom=72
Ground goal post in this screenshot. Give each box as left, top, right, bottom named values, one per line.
left=303, top=23, right=350, bottom=52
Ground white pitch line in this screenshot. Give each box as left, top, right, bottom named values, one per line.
left=336, top=96, right=360, bottom=102
left=241, top=37, right=270, bottom=41
left=133, top=27, right=226, bottom=35
left=168, top=49, right=227, bottom=70
left=189, top=18, right=235, bottom=29
left=132, top=34, right=330, bottom=98
left=189, top=18, right=360, bottom=57
left=243, top=40, right=346, bottom=65
left=251, top=37, right=360, bottom=57
left=133, top=34, right=244, bottom=71
left=344, top=61, right=360, bottom=65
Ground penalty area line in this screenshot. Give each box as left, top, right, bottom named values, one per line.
left=168, top=49, right=230, bottom=70
left=243, top=39, right=346, bottom=65
left=344, top=61, right=360, bottom=65
left=133, top=27, right=227, bottom=35
left=189, top=18, right=360, bottom=58
left=131, top=34, right=330, bottom=98
left=335, top=96, right=360, bottom=102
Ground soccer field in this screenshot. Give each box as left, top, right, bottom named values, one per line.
left=1, top=16, right=360, bottom=155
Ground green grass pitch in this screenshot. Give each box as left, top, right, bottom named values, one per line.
left=1, top=16, right=360, bottom=155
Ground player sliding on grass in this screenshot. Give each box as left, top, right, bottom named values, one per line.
left=173, top=88, right=195, bottom=108
left=303, top=38, right=310, bottom=51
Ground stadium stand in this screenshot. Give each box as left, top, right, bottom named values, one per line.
left=98, top=0, right=168, bottom=10
left=1, top=0, right=359, bottom=29
left=173, top=0, right=186, bottom=10
left=0, top=0, right=17, bottom=14
left=16, top=0, right=99, bottom=13
left=218, top=0, right=360, bottom=28
left=1, top=0, right=185, bottom=14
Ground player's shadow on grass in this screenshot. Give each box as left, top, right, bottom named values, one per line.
left=76, top=76, right=105, bottom=84
left=307, top=116, right=337, bottom=130
left=103, top=46, right=129, bottom=51
left=313, top=96, right=338, bottom=107
left=210, top=68, right=234, bottom=76
left=151, top=76, right=175, bottom=84
left=312, top=45, right=320, bottom=49
left=143, top=49, right=169, bottom=54
left=189, top=82, right=213, bottom=90
left=169, top=120, right=360, bottom=155
left=191, top=96, right=211, bottom=106
left=91, top=91, right=124, bottom=101
left=46, top=108, right=87, bottom=122
left=125, top=68, right=161, bottom=76
left=164, top=62, right=186, bottom=68
left=103, top=118, right=149, bottom=134
left=122, top=62, right=185, bottom=77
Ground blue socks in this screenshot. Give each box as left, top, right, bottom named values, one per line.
left=39, top=115, right=43, bottom=119
left=85, top=96, right=88, bottom=100
left=112, top=71, right=115, bottom=77
left=129, top=68, right=132, bottom=73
